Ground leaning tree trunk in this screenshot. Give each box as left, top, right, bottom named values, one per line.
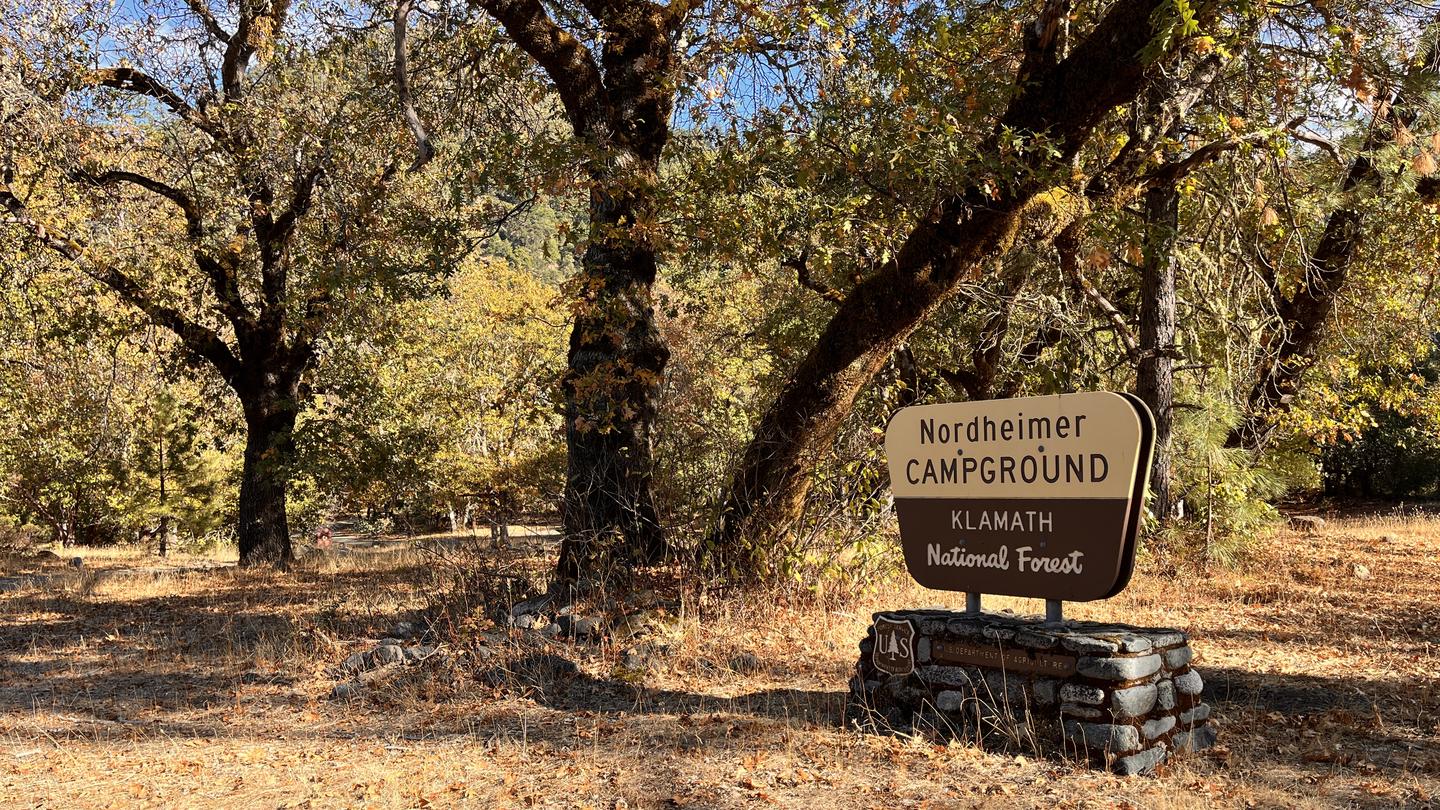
left=1227, top=25, right=1440, bottom=451
left=700, top=0, right=1186, bottom=580
left=555, top=156, right=671, bottom=583
left=1137, top=180, right=1179, bottom=520
left=236, top=393, right=298, bottom=566
left=701, top=211, right=1057, bottom=579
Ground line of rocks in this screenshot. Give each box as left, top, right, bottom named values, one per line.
left=330, top=621, right=444, bottom=699
left=330, top=598, right=688, bottom=699
left=506, top=597, right=683, bottom=674
left=509, top=605, right=604, bottom=641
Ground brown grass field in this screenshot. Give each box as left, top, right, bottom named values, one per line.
left=1, top=511, right=1437, bottom=809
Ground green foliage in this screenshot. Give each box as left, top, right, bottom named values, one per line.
left=115, top=389, right=236, bottom=544
left=1323, top=336, right=1440, bottom=498
left=296, top=257, right=567, bottom=531
left=0, top=259, right=238, bottom=547
left=1167, top=385, right=1291, bottom=561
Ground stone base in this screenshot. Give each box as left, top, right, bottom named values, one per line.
left=850, top=610, right=1217, bottom=775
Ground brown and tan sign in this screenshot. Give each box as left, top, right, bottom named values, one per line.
left=885, top=392, right=1154, bottom=601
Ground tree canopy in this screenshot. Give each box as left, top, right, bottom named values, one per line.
left=1, top=0, right=1439, bottom=586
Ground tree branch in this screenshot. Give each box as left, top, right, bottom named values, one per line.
left=784, top=251, right=844, bottom=304
left=0, top=182, right=243, bottom=383
left=394, top=0, right=435, bottom=172
left=67, top=168, right=204, bottom=238
left=576, top=0, right=622, bottom=28
left=268, top=164, right=326, bottom=246
left=1290, top=130, right=1345, bottom=166
left=1229, top=18, right=1440, bottom=451
left=181, top=0, right=232, bottom=44
left=221, top=0, right=290, bottom=101
left=62, top=167, right=255, bottom=329
left=939, top=366, right=987, bottom=401
left=1013, top=321, right=1066, bottom=367
left=0, top=186, right=83, bottom=261
left=472, top=0, right=606, bottom=135
left=1016, top=0, right=1072, bottom=81
left=81, top=68, right=221, bottom=141
left=1056, top=225, right=1139, bottom=358
left=259, top=163, right=326, bottom=315
left=194, top=252, right=256, bottom=333
left=1142, top=130, right=1273, bottom=188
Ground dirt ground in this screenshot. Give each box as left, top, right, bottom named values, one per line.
left=1, top=511, right=1437, bottom=809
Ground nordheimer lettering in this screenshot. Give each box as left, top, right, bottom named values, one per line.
left=918, top=413, right=1088, bottom=444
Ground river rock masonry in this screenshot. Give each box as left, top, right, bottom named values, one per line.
left=851, top=609, right=1217, bottom=775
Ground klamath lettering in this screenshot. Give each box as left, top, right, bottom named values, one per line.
left=951, top=509, right=1053, bottom=532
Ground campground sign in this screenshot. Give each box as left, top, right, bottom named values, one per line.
left=884, top=392, right=1155, bottom=601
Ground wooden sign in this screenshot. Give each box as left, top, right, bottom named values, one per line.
left=885, top=392, right=1154, bottom=601
left=872, top=615, right=917, bottom=676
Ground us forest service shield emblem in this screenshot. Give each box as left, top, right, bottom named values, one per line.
left=872, top=616, right=917, bottom=676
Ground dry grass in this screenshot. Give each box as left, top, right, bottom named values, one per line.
left=1, top=512, right=1438, bottom=809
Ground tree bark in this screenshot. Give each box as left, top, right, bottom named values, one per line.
left=471, top=0, right=682, bottom=586
left=237, top=396, right=298, bottom=566
left=158, top=432, right=170, bottom=557
left=556, top=154, right=671, bottom=581
left=1137, top=180, right=1179, bottom=520
left=701, top=0, right=1191, bottom=580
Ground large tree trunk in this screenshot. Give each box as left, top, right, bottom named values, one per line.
left=555, top=154, right=671, bottom=583
left=702, top=199, right=1072, bottom=578
left=1137, top=181, right=1179, bottom=520
left=157, top=432, right=170, bottom=557
left=701, top=209, right=1043, bottom=578
left=236, top=392, right=298, bottom=566
left=472, top=0, right=684, bottom=588
left=700, top=0, right=1184, bottom=580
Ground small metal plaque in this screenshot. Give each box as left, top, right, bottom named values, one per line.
left=872, top=616, right=917, bottom=676
left=931, top=639, right=1077, bottom=677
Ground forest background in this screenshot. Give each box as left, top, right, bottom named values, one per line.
left=3, top=0, right=1440, bottom=588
